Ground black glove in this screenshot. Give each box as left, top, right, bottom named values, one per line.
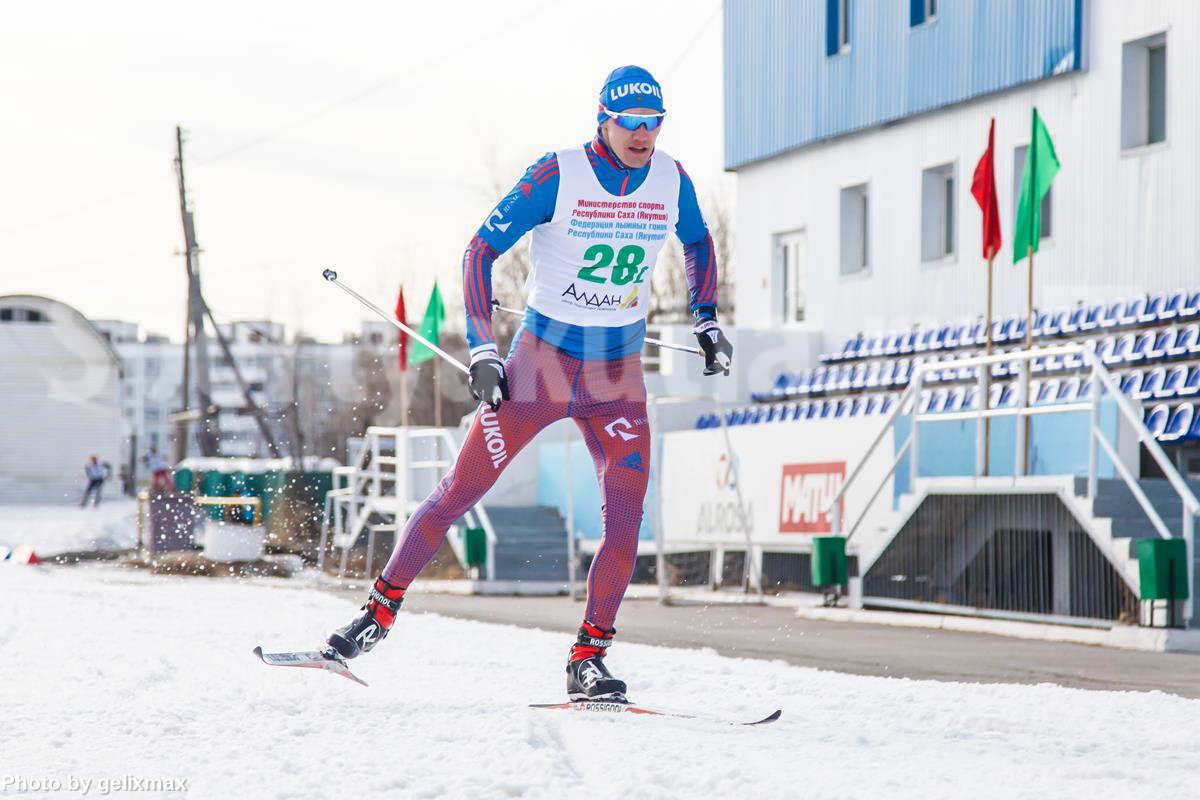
left=469, top=349, right=509, bottom=411
left=693, top=317, right=732, bottom=376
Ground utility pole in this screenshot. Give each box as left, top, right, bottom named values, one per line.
left=174, top=125, right=219, bottom=458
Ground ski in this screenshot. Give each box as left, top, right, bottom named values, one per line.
left=252, top=646, right=369, bottom=687
left=529, top=701, right=781, bottom=727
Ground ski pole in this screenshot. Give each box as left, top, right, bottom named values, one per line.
left=489, top=300, right=704, bottom=357
left=321, top=269, right=469, bottom=375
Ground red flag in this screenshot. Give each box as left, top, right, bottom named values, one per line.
left=394, top=286, right=408, bottom=374
left=971, top=118, right=1002, bottom=260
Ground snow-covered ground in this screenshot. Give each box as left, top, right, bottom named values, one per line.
left=3, top=563, right=1198, bottom=800
left=0, top=500, right=137, bottom=557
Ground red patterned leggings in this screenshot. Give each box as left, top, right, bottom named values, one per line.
left=381, top=329, right=650, bottom=629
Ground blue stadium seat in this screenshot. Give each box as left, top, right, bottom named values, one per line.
left=1044, top=308, right=1068, bottom=337
left=913, top=327, right=935, bottom=353
left=943, top=323, right=965, bottom=349
left=1030, top=311, right=1050, bottom=338
left=848, top=397, right=864, bottom=416
left=945, top=386, right=966, bottom=412
left=1093, top=336, right=1116, bottom=365
left=841, top=335, right=864, bottom=361
left=849, top=363, right=869, bottom=390
left=1105, top=334, right=1134, bottom=365
left=1167, top=324, right=1197, bottom=358
left=1179, top=367, right=1200, bottom=398
left=1140, top=292, right=1165, bottom=324
left=1043, top=348, right=1065, bottom=372
left=1144, top=404, right=1170, bottom=438
left=1185, top=405, right=1200, bottom=441
left=965, top=385, right=981, bottom=409
left=765, top=404, right=782, bottom=423
left=999, top=383, right=1017, bottom=408
left=880, top=393, right=900, bottom=414
left=1120, top=294, right=1147, bottom=326
left=1161, top=403, right=1195, bottom=442
left=1059, top=377, right=1082, bottom=402
left=1146, top=329, right=1173, bottom=360
left=897, top=330, right=918, bottom=354
left=884, top=332, right=904, bottom=356
left=1128, top=331, right=1155, bottom=363
left=1011, top=316, right=1028, bottom=342
left=1061, top=306, right=1086, bottom=335
left=1079, top=303, right=1105, bottom=332
left=1026, top=380, right=1043, bottom=405
left=1157, top=366, right=1187, bottom=399
left=820, top=400, right=835, bottom=419
left=928, top=388, right=949, bottom=413
left=1100, top=299, right=1126, bottom=329
left=1036, top=379, right=1059, bottom=405
left=893, top=359, right=912, bottom=386
left=1159, top=290, right=1185, bottom=322
left=694, top=414, right=708, bottom=429
left=1120, top=370, right=1144, bottom=397
left=863, top=361, right=883, bottom=389
left=988, top=382, right=1004, bottom=409
left=875, top=360, right=896, bottom=388
left=863, top=395, right=880, bottom=415
left=1077, top=378, right=1094, bottom=401
left=1181, top=290, right=1200, bottom=320
left=793, top=401, right=809, bottom=420
left=862, top=332, right=882, bottom=357
left=1135, top=367, right=1165, bottom=400
left=809, top=367, right=828, bottom=395
left=788, top=370, right=810, bottom=395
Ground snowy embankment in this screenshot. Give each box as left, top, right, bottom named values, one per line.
left=0, top=500, right=137, bottom=557
left=2, top=564, right=1198, bottom=800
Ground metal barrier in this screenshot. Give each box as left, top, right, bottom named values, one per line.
left=318, top=426, right=497, bottom=582
left=829, top=343, right=1200, bottom=626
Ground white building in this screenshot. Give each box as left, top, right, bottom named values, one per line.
left=0, top=295, right=126, bottom=503
left=728, top=1, right=1198, bottom=363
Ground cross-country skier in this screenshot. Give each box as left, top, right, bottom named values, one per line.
left=326, top=65, right=732, bottom=702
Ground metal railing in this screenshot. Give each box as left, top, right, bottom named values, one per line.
left=828, top=343, right=1200, bottom=626
left=318, top=426, right=497, bottom=582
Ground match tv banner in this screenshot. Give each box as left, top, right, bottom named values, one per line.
left=658, top=418, right=894, bottom=547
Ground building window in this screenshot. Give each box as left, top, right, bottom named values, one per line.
left=910, top=0, right=937, bottom=26
left=1013, top=146, right=1051, bottom=240
left=826, top=0, right=851, bottom=56
left=840, top=184, right=869, bottom=275
left=145, top=358, right=160, bottom=377
left=0, top=307, right=47, bottom=323
left=921, top=163, right=956, bottom=262
left=1122, top=33, right=1167, bottom=149
left=774, top=231, right=807, bottom=323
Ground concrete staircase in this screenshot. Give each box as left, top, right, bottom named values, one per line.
left=484, top=506, right=569, bottom=582
left=1076, top=477, right=1200, bottom=558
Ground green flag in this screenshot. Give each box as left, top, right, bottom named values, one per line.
left=1013, top=107, right=1060, bottom=264
left=407, top=282, right=444, bottom=366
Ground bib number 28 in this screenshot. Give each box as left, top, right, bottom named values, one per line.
left=577, top=244, right=649, bottom=286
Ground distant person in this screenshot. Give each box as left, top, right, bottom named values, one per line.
left=143, top=447, right=172, bottom=491
left=80, top=456, right=111, bottom=507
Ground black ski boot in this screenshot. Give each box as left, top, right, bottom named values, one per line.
left=566, top=622, right=627, bottom=703
left=325, top=576, right=405, bottom=660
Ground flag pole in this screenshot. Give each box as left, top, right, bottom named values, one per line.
left=1024, top=242, right=1034, bottom=474
left=983, top=245, right=995, bottom=476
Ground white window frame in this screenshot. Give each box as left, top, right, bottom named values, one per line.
left=1121, top=32, right=1168, bottom=151
left=774, top=229, right=808, bottom=324
left=839, top=184, right=871, bottom=277
left=920, top=162, right=957, bottom=264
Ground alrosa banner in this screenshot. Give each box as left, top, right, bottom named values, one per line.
left=658, top=418, right=893, bottom=547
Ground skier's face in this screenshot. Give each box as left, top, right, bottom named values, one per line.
left=601, top=106, right=661, bottom=169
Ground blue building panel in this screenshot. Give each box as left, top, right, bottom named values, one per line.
left=724, top=0, right=1084, bottom=169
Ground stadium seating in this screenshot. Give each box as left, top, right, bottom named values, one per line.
left=718, top=287, right=1200, bottom=443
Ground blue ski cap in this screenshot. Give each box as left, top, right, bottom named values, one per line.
left=598, top=66, right=665, bottom=120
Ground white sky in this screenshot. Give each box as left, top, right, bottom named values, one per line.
left=0, top=0, right=730, bottom=343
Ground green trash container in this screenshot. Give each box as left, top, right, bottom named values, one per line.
left=811, top=536, right=848, bottom=589
left=464, top=527, right=488, bottom=570
left=199, top=471, right=228, bottom=520
left=173, top=467, right=193, bottom=492
left=1137, top=539, right=1189, bottom=628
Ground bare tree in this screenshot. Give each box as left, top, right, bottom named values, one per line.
left=649, top=190, right=736, bottom=324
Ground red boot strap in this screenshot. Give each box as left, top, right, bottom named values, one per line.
left=569, top=644, right=605, bottom=663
